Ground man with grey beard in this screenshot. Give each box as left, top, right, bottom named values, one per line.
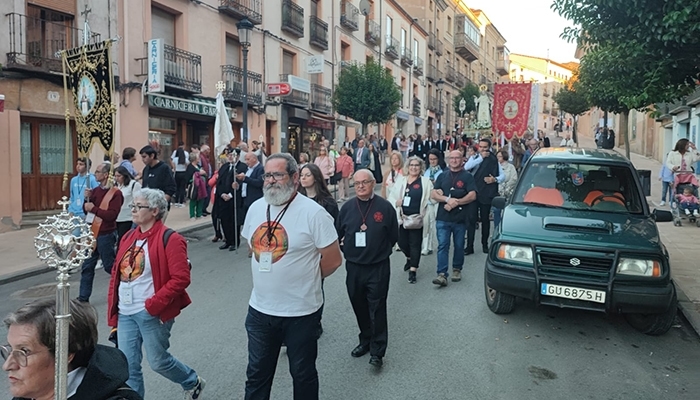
left=241, top=153, right=343, bottom=400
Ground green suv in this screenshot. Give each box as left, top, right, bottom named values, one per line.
left=485, top=148, right=677, bottom=335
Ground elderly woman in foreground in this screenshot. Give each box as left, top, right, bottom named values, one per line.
left=2, top=298, right=142, bottom=400
left=107, top=188, right=205, bottom=400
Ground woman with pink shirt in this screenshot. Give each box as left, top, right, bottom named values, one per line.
left=335, top=147, right=354, bottom=201
left=313, top=146, right=335, bottom=184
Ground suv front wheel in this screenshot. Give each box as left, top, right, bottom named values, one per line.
left=484, top=278, right=516, bottom=314
left=624, top=287, right=678, bottom=336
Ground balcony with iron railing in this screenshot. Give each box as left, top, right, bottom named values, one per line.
left=543, top=89, right=550, bottom=97
left=385, top=35, right=399, bottom=59
left=455, top=33, right=479, bottom=62
left=427, top=95, right=440, bottom=112
left=497, top=57, right=509, bottom=76
left=310, top=83, right=332, bottom=114
left=413, top=57, right=424, bottom=76
left=426, top=64, right=438, bottom=81
left=412, top=97, right=421, bottom=116
left=543, top=107, right=551, bottom=114
left=428, top=32, right=436, bottom=50
left=309, top=15, right=328, bottom=50
left=401, top=47, right=413, bottom=67
left=456, top=72, right=465, bottom=87
left=218, top=0, right=262, bottom=24
left=445, top=65, right=456, bottom=83
left=281, top=0, right=304, bottom=38
left=435, top=39, right=444, bottom=56
left=5, top=12, right=101, bottom=73
left=551, top=107, right=559, bottom=116
left=138, top=42, right=202, bottom=93
left=221, top=65, right=263, bottom=106
left=340, top=0, right=359, bottom=31
left=365, top=20, right=380, bottom=45
left=279, top=74, right=309, bottom=108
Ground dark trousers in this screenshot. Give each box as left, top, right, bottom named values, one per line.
left=116, top=221, right=133, bottom=245
left=244, top=306, right=321, bottom=400
left=79, top=231, right=117, bottom=302
left=211, top=209, right=222, bottom=239
left=467, top=201, right=492, bottom=249
left=220, top=203, right=243, bottom=248
left=398, top=226, right=424, bottom=268
left=346, top=260, right=390, bottom=357
left=174, top=171, right=188, bottom=204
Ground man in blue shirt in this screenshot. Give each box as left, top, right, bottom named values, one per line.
left=68, top=157, right=99, bottom=219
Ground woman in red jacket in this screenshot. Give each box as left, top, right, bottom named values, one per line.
left=107, top=188, right=205, bottom=400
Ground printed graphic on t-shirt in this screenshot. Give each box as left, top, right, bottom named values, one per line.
left=250, top=222, right=289, bottom=263
left=119, top=246, right=146, bottom=282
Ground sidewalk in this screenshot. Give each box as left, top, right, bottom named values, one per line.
left=0, top=205, right=211, bottom=284
left=572, top=134, right=700, bottom=334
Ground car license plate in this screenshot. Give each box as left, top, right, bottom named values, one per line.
left=540, top=283, right=606, bottom=304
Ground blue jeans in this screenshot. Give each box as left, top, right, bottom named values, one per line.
left=436, top=220, right=466, bottom=277
left=118, top=309, right=198, bottom=399
left=78, top=231, right=117, bottom=302
left=661, top=181, right=672, bottom=202
left=492, top=206, right=503, bottom=228
left=245, top=306, right=321, bottom=400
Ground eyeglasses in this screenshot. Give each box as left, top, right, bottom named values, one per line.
left=129, top=204, right=151, bottom=211
left=355, top=180, right=374, bottom=187
left=0, top=345, right=45, bottom=367
left=409, top=164, right=421, bottom=167
left=262, top=172, right=289, bottom=181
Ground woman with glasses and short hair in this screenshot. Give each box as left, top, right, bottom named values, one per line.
left=388, top=156, right=432, bottom=283
left=2, top=298, right=142, bottom=400
left=107, top=188, right=205, bottom=399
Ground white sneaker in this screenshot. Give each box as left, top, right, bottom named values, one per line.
left=694, top=210, right=699, bottom=217
left=685, top=209, right=691, bottom=215
left=184, top=377, right=205, bottom=400
left=659, top=201, right=666, bottom=206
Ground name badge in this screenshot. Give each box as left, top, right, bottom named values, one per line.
left=259, top=251, right=273, bottom=272
left=403, top=196, right=411, bottom=207
left=85, top=213, right=96, bottom=224
left=75, top=198, right=83, bottom=206
left=122, top=286, right=133, bottom=305
left=355, top=232, right=367, bottom=247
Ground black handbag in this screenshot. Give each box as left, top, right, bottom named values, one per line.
left=330, top=171, right=342, bottom=184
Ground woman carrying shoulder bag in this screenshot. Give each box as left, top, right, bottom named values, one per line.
left=388, top=156, right=432, bottom=284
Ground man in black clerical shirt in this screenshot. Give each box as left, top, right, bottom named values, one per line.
left=336, top=169, right=399, bottom=368
left=430, top=150, right=477, bottom=286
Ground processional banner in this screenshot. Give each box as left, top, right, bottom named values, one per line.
left=492, top=83, right=532, bottom=141
left=63, top=40, right=116, bottom=156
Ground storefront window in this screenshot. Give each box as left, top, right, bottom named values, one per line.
left=20, top=122, right=32, bottom=174
left=39, top=123, right=71, bottom=174
left=149, top=130, right=173, bottom=161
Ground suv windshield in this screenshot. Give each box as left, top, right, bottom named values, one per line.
left=512, top=162, right=644, bottom=214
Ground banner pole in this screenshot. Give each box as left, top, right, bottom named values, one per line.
left=61, top=51, right=71, bottom=192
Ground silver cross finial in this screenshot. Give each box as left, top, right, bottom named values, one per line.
left=57, top=196, right=70, bottom=212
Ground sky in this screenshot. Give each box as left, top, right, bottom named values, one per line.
left=465, top=0, right=579, bottom=63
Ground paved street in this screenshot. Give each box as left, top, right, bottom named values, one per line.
left=1, top=224, right=699, bottom=399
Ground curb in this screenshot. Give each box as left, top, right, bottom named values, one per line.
left=0, top=222, right=213, bottom=286
left=675, top=283, right=700, bottom=335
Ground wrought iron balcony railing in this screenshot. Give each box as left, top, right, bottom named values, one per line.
left=365, top=20, right=380, bottom=45
left=309, top=15, right=328, bottom=50
left=279, top=74, right=309, bottom=108
left=385, top=35, right=399, bottom=59
left=141, top=43, right=202, bottom=94
left=310, top=83, right=332, bottom=114
left=497, top=57, right=509, bottom=76
left=412, top=97, right=421, bottom=116
left=455, top=32, right=479, bottom=62
left=340, top=0, right=359, bottom=31
left=428, top=32, right=436, bottom=50
left=427, top=95, right=440, bottom=112
left=435, top=39, right=444, bottom=56
left=218, top=0, right=262, bottom=25
left=456, top=72, right=466, bottom=87
left=413, top=57, right=424, bottom=76
left=426, top=64, right=438, bottom=81
left=221, top=65, right=263, bottom=106
left=401, top=47, right=413, bottom=67
left=6, top=12, right=101, bottom=73
left=445, top=65, right=456, bottom=82
left=281, top=0, right=304, bottom=38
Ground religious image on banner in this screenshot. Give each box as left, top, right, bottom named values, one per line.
left=492, top=83, right=533, bottom=141
left=63, top=41, right=116, bottom=155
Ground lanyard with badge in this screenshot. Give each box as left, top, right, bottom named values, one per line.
left=120, top=240, right=146, bottom=304
left=354, top=197, right=375, bottom=248
left=259, top=193, right=296, bottom=272
left=75, top=175, right=88, bottom=207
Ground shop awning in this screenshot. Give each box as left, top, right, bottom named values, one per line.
left=396, top=110, right=410, bottom=121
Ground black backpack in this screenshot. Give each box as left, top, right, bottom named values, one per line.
left=162, top=228, right=192, bottom=270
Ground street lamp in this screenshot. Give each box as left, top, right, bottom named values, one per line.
left=237, top=18, right=253, bottom=143
left=436, top=78, right=445, bottom=137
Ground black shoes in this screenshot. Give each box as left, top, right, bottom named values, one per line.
left=351, top=344, right=370, bottom=358
left=403, top=260, right=411, bottom=271
left=482, top=245, right=489, bottom=253
left=219, top=244, right=231, bottom=250
left=408, top=271, right=416, bottom=284
left=464, top=247, right=474, bottom=255
left=369, top=356, right=383, bottom=367
left=228, top=245, right=237, bottom=251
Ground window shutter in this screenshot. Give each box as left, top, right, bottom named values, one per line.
left=151, top=7, right=175, bottom=46
left=28, top=0, right=75, bottom=15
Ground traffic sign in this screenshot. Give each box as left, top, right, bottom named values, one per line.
left=267, top=83, right=291, bottom=96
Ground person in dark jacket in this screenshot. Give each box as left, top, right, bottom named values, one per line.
left=465, top=139, right=502, bottom=255
left=216, top=149, right=247, bottom=250
left=336, top=169, right=399, bottom=368
left=601, top=128, right=616, bottom=149
left=3, top=298, right=142, bottom=400
left=139, top=145, right=176, bottom=215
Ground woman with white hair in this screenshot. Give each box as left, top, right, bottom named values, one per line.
left=107, top=188, right=205, bottom=399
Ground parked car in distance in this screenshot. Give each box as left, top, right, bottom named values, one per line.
left=485, top=147, right=676, bottom=335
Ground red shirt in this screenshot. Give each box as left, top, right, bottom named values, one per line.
left=84, top=186, right=123, bottom=234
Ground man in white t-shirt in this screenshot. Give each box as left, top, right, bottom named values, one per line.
left=241, top=153, right=343, bottom=400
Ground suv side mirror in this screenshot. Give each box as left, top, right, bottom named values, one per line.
left=653, top=209, right=673, bottom=222
left=638, top=169, right=651, bottom=197
left=492, top=196, right=506, bottom=209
